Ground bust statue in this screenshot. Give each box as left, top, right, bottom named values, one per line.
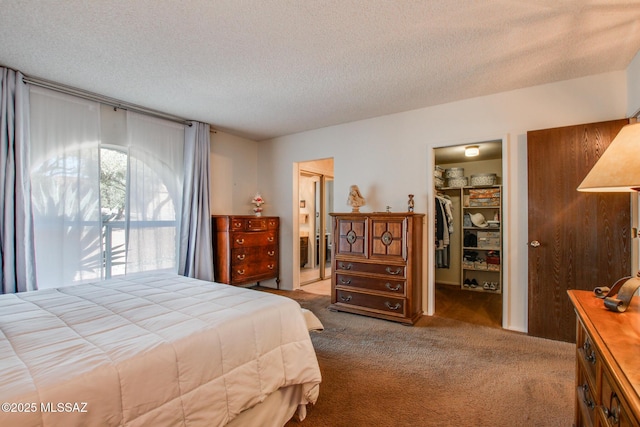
left=347, top=185, right=366, bottom=212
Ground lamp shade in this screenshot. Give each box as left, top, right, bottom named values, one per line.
left=577, top=122, right=640, bottom=192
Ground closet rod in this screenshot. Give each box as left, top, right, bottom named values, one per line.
left=22, top=75, right=193, bottom=127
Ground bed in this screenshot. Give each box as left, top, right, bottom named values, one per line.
left=0, top=272, right=321, bottom=426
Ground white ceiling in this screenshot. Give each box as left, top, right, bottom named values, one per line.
left=2, top=1, right=640, bottom=141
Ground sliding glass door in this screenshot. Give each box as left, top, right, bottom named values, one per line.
left=299, top=171, right=333, bottom=284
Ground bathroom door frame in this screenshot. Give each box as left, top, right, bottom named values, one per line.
left=294, top=158, right=334, bottom=288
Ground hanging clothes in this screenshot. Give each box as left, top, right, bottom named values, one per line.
left=435, top=194, right=454, bottom=268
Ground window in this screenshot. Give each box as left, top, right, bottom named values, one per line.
left=30, top=87, right=184, bottom=289
left=100, top=147, right=127, bottom=277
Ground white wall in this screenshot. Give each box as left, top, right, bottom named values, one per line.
left=257, top=71, right=628, bottom=333
left=210, top=130, right=259, bottom=215
left=627, top=49, right=640, bottom=117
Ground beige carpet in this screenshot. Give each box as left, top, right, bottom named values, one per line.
left=261, top=288, right=575, bottom=427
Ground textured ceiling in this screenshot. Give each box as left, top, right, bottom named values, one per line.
left=1, top=1, right=640, bottom=141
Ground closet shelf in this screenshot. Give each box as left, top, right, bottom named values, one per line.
left=440, top=185, right=501, bottom=190
left=435, top=182, right=502, bottom=294
left=463, top=246, right=500, bottom=251
left=463, top=227, right=500, bottom=230
left=464, top=286, right=501, bottom=294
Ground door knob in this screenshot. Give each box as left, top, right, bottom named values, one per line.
left=529, top=240, right=541, bottom=248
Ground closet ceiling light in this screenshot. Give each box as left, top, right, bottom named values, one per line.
left=465, top=145, right=480, bottom=157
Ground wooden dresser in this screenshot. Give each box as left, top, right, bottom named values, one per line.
left=329, top=212, right=424, bottom=325
left=568, top=290, right=640, bottom=427
left=211, top=215, right=279, bottom=288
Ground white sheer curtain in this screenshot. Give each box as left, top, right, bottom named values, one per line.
left=29, top=87, right=102, bottom=289
left=29, top=88, right=185, bottom=288
left=125, top=111, right=184, bottom=274
left=1, top=67, right=36, bottom=293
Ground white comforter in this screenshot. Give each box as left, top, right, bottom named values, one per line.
left=0, top=273, right=321, bottom=426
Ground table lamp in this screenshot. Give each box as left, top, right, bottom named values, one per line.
left=577, top=122, right=640, bottom=312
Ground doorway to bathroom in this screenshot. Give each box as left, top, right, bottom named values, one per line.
left=298, top=159, right=334, bottom=286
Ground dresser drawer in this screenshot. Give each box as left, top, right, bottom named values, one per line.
left=228, top=217, right=278, bottom=231
left=600, top=369, right=636, bottom=427
left=334, top=273, right=406, bottom=296
left=231, top=245, right=277, bottom=265
left=229, top=218, right=246, bottom=230
left=232, top=231, right=277, bottom=248
left=576, top=366, right=596, bottom=427
left=231, top=260, right=278, bottom=282
left=265, top=217, right=279, bottom=230
left=335, top=260, right=405, bottom=278
left=335, top=289, right=406, bottom=317
left=576, top=323, right=598, bottom=388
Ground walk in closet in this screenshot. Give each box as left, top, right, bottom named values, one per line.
left=433, top=140, right=503, bottom=327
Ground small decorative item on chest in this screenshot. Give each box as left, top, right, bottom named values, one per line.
left=251, top=193, right=265, bottom=216
left=347, top=185, right=366, bottom=212
left=408, top=194, right=414, bottom=212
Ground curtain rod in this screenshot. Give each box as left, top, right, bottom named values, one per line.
left=22, top=75, right=193, bottom=127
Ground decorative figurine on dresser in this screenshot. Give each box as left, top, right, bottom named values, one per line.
left=347, top=185, right=366, bottom=212
left=329, top=212, right=424, bottom=324
left=211, top=215, right=280, bottom=288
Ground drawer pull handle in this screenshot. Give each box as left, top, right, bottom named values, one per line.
left=267, top=237, right=274, bottom=242
left=236, top=238, right=245, bottom=245
left=339, top=263, right=353, bottom=270
left=233, top=222, right=242, bottom=228
left=602, top=391, right=620, bottom=425
left=581, top=384, right=594, bottom=409
left=385, top=302, right=401, bottom=310
left=603, top=392, right=621, bottom=424
left=236, top=254, right=246, bottom=260
left=385, top=283, right=401, bottom=291
left=267, top=250, right=275, bottom=256
left=584, top=352, right=596, bottom=365
left=340, top=278, right=352, bottom=285
left=385, top=267, right=402, bottom=275
left=582, top=340, right=596, bottom=365
left=267, top=264, right=275, bottom=270
left=237, top=269, right=245, bottom=275
left=340, top=295, right=352, bottom=302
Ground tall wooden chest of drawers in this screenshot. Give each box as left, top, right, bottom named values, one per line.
left=568, top=290, right=640, bottom=427
left=329, top=212, right=424, bottom=325
left=211, top=215, right=280, bottom=288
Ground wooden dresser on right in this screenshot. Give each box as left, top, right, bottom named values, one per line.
left=568, top=290, right=640, bottom=427
left=329, top=212, right=424, bottom=325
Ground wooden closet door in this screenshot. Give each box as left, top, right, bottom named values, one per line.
left=527, top=119, right=631, bottom=343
